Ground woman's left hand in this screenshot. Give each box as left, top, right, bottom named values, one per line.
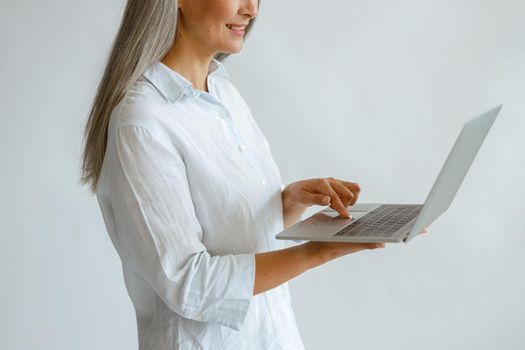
left=282, top=177, right=431, bottom=235
left=282, top=177, right=359, bottom=218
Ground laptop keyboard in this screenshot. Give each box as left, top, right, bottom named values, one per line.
left=334, top=204, right=423, bottom=238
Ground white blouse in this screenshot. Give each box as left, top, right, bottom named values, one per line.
left=95, top=58, right=305, bottom=349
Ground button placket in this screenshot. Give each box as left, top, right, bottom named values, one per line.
left=215, top=107, right=248, bottom=157
left=209, top=101, right=267, bottom=192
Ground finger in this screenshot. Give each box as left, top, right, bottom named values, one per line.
left=304, top=192, right=332, bottom=206
left=338, top=180, right=361, bottom=206
left=321, top=180, right=350, bottom=218
left=329, top=180, right=355, bottom=208
left=365, top=242, right=385, bottom=249
left=339, top=242, right=385, bottom=252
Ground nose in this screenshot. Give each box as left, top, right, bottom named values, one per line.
left=241, top=0, right=258, bottom=19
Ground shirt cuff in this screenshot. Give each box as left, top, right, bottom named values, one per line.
left=183, top=253, right=255, bottom=331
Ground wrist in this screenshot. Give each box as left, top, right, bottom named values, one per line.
left=296, top=241, right=329, bottom=270
left=282, top=187, right=303, bottom=209
left=282, top=187, right=308, bottom=216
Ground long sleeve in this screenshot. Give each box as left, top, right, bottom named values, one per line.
left=108, top=125, right=255, bottom=331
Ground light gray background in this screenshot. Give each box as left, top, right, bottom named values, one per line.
left=1, top=0, right=524, bottom=349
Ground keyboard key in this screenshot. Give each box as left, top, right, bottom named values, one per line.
left=335, top=204, right=422, bottom=238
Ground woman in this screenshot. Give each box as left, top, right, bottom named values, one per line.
left=81, top=0, right=428, bottom=348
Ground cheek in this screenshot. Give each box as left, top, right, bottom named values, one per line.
left=204, top=1, right=238, bottom=37
left=186, top=18, right=224, bottom=47
left=209, top=20, right=238, bottom=48
left=186, top=1, right=241, bottom=48
left=199, top=13, right=226, bottom=37
left=205, top=22, right=226, bottom=47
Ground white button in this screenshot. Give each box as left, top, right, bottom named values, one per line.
left=267, top=217, right=273, bottom=224
left=238, top=144, right=247, bottom=152
left=260, top=179, right=266, bottom=186
left=219, top=110, right=227, bottom=119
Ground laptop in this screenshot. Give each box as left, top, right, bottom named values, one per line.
left=275, top=105, right=502, bottom=243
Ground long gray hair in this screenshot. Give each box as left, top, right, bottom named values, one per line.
left=80, top=0, right=259, bottom=193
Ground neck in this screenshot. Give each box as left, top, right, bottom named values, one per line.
left=161, top=31, right=216, bottom=93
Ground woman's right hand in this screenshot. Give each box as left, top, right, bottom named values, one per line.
left=302, top=226, right=430, bottom=266
left=253, top=226, right=429, bottom=295
left=301, top=241, right=385, bottom=266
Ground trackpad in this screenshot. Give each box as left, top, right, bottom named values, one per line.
left=281, top=204, right=380, bottom=239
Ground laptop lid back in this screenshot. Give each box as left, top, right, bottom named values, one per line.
left=405, top=105, right=502, bottom=242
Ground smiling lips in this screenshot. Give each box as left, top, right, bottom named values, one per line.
left=225, top=23, right=247, bottom=36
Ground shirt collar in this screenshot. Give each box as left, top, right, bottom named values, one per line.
left=141, top=58, right=229, bottom=103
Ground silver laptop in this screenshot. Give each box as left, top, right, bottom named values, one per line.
left=275, top=105, right=502, bottom=243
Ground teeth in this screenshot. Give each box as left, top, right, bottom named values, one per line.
left=226, top=24, right=244, bottom=30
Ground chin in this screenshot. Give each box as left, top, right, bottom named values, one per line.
left=221, top=43, right=243, bottom=54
